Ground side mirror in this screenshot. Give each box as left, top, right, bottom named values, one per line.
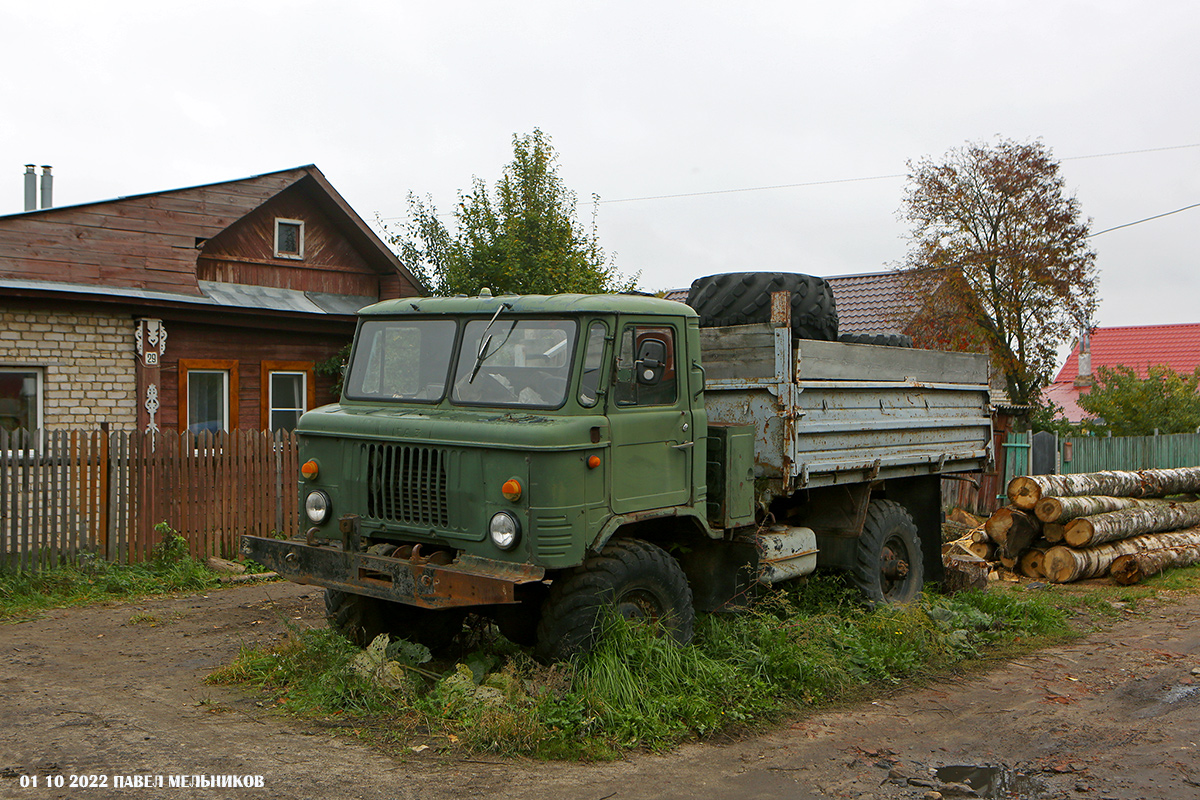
left=634, top=338, right=668, bottom=385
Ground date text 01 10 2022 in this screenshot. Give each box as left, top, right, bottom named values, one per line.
left=18, top=774, right=267, bottom=789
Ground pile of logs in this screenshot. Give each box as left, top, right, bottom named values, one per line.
left=957, top=467, right=1200, bottom=585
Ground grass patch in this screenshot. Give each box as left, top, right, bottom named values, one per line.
left=208, top=575, right=1078, bottom=759
left=0, top=527, right=220, bottom=619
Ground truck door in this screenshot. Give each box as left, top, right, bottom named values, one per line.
left=607, top=320, right=693, bottom=513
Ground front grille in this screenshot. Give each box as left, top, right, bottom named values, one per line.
left=365, top=443, right=450, bottom=528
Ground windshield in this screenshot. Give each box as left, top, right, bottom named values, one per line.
left=344, top=318, right=456, bottom=402
left=451, top=318, right=577, bottom=407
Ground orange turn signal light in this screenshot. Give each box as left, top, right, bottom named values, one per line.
left=587, top=455, right=601, bottom=469
left=301, top=459, right=319, bottom=480
left=501, top=479, right=523, bottom=501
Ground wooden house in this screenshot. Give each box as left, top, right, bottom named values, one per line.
left=0, top=165, right=423, bottom=435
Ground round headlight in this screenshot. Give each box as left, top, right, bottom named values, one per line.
left=488, top=511, right=521, bottom=550
left=305, top=490, right=331, bottom=524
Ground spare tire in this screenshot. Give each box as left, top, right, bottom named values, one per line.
left=838, top=332, right=913, bottom=348
left=686, top=272, right=838, bottom=341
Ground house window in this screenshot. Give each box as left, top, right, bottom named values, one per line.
left=179, top=360, right=239, bottom=434
left=261, top=361, right=316, bottom=431
left=274, top=218, right=305, bottom=260
left=269, top=372, right=305, bottom=431
left=0, top=368, right=41, bottom=433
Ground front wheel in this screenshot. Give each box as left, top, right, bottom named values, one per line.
left=325, top=590, right=465, bottom=651
left=534, top=538, right=695, bottom=663
left=850, top=499, right=924, bottom=604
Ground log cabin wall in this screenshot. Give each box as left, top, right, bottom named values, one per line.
left=0, top=171, right=301, bottom=296
left=197, top=185, right=379, bottom=296
left=156, top=317, right=351, bottom=433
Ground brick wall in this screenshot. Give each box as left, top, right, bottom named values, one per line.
left=0, top=305, right=137, bottom=430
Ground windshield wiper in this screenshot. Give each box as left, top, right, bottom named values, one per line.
left=468, top=302, right=512, bottom=384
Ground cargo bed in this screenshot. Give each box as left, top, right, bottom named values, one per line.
left=700, top=323, right=992, bottom=495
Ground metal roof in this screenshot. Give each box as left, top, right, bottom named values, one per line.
left=0, top=277, right=373, bottom=316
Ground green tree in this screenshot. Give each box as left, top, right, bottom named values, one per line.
left=898, top=138, right=1098, bottom=405
left=390, top=129, right=636, bottom=296
left=1077, top=365, right=1200, bottom=436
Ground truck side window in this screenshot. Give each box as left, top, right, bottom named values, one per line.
left=614, top=325, right=677, bottom=407
left=579, top=321, right=606, bottom=407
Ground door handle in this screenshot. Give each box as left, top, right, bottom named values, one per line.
left=672, top=441, right=694, bottom=450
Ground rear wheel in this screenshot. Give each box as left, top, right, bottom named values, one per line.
left=850, top=499, right=924, bottom=604
left=535, top=538, right=694, bottom=663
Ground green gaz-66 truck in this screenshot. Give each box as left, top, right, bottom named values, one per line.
left=244, top=274, right=992, bottom=661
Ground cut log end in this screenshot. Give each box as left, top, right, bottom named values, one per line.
left=1063, top=519, right=1095, bottom=548
left=1109, top=554, right=1143, bottom=586
left=1034, top=496, right=1065, bottom=524
left=1008, top=476, right=1043, bottom=510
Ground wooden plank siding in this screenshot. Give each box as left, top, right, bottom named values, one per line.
left=1, top=428, right=300, bottom=572
left=158, top=319, right=348, bottom=433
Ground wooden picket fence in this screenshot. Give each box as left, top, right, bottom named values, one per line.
left=1, top=428, right=299, bottom=572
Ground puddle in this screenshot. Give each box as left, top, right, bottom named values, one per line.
left=1134, top=682, right=1200, bottom=718
left=934, top=765, right=1050, bottom=799
left=1161, top=684, right=1200, bottom=704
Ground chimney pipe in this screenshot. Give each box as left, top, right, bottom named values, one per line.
left=39, top=165, right=53, bottom=209
left=1073, top=326, right=1093, bottom=388
left=23, top=164, right=36, bottom=211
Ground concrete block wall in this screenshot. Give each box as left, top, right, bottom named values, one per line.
left=0, top=305, right=138, bottom=430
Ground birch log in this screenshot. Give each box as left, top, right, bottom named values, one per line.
left=984, top=507, right=1040, bottom=551
left=1008, top=467, right=1200, bottom=510
left=1033, top=495, right=1168, bottom=524
left=1110, top=540, right=1200, bottom=585
left=1063, top=501, right=1200, bottom=548
left=1018, top=547, right=1047, bottom=579
left=1043, top=528, right=1200, bottom=584
left=1042, top=523, right=1066, bottom=544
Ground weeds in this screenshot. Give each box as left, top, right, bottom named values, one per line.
left=209, top=575, right=1077, bottom=759
left=0, top=523, right=220, bottom=619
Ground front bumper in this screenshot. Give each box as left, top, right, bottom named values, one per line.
left=242, top=535, right=546, bottom=609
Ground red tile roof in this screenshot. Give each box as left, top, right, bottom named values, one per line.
left=1054, top=323, right=1200, bottom=382
left=1048, top=323, right=1200, bottom=422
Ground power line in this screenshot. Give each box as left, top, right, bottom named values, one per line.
left=594, top=172, right=905, bottom=205
left=1061, top=142, right=1200, bottom=162
left=377, top=141, right=1200, bottom=220
left=1089, top=201, right=1200, bottom=237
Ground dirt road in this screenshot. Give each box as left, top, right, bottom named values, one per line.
left=2, top=582, right=1198, bottom=800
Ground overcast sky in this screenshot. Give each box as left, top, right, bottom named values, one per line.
left=3, top=1, right=1197, bottom=352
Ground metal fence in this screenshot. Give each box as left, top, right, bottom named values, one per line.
left=1061, top=432, right=1200, bottom=474
left=1, top=428, right=299, bottom=572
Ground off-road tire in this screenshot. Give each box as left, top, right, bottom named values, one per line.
left=838, top=331, right=913, bottom=348
left=325, top=590, right=466, bottom=650
left=850, top=499, right=924, bottom=604
left=325, top=589, right=389, bottom=647
left=534, top=538, right=695, bottom=663
left=686, top=272, right=838, bottom=341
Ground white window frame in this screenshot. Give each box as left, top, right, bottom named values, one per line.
left=268, top=370, right=307, bottom=432
left=187, top=369, right=230, bottom=434
left=274, top=218, right=305, bottom=260
left=0, top=366, right=43, bottom=448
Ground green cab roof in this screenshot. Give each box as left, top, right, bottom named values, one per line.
left=359, top=292, right=698, bottom=318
